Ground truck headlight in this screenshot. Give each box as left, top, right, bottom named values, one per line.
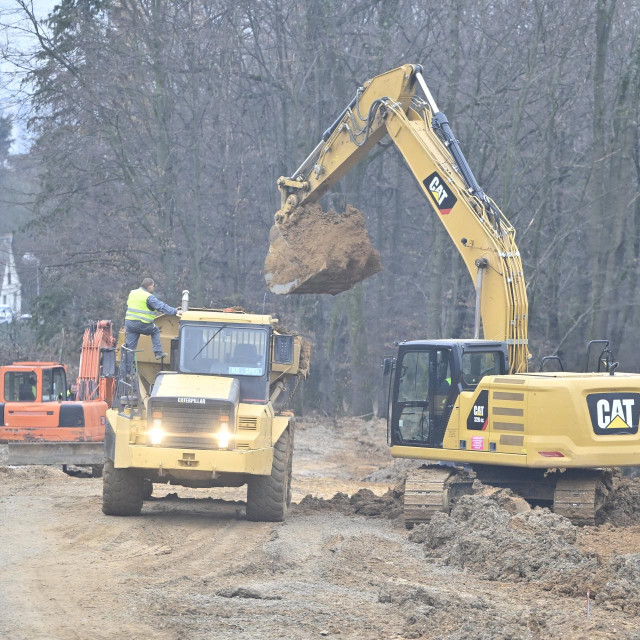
left=149, top=425, right=165, bottom=445
left=214, top=422, right=232, bottom=449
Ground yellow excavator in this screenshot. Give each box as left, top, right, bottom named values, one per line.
left=265, top=64, right=640, bottom=525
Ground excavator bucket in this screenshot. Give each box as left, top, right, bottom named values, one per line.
left=264, top=204, right=382, bottom=295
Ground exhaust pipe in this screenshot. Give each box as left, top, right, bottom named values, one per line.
left=181, top=290, right=189, bottom=312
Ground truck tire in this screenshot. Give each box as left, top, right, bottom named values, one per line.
left=102, top=458, right=144, bottom=516
left=246, top=424, right=294, bottom=522
left=143, top=478, right=153, bottom=500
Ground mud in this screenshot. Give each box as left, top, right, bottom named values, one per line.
left=598, top=553, right=640, bottom=615
left=409, top=487, right=598, bottom=591
left=3, top=420, right=640, bottom=639
left=362, top=457, right=424, bottom=483
left=264, top=204, right=381, bottom=295
left=407, top=484, right=640, bottom=618
left=294, top=484, right=404, bottom=519
left=600, top=476, right=640, bottom=526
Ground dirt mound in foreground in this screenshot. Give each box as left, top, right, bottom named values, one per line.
left=293, top=484, right=403, bottom=519
left=597, top=554, right=640, bottom=614
left=409, top=487, right=598, bottom=591
left=0, top=464, right=66, bottom=480
left=601, top=476, right=640, bottom=526
left=264, top=204, right=381, bottom=295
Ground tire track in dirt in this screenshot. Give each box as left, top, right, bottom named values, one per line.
left=2, top=419, right=640, bottom=639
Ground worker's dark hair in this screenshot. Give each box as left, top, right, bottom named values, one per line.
left=141, top=278, right=154, bottom=290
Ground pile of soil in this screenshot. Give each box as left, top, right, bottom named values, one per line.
left=598, top=553, right=640, bottom=614
left=378, top=583, right=566, bottom=640
left=0, top=464, right=65, bottom=480
left=264, top=204, right=382, bottom=295
left=409, top=487, right=598, bottom=591
left=600, top=476, right=640, bottom=526
left=294, top=484, right=404, bottom=519
left=361, top=458, right=424, bottom=483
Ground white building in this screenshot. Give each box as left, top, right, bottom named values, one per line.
left=0, top=233, right=22, bottom=316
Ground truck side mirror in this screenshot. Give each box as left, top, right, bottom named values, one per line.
left=100, top=348, right=116, bottom=378
left=382, top=357, right=394, bottom=376
left=274, top=335, right=294, bottom=364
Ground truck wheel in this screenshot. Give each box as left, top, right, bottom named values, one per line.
left=143, top=479, right=153, bottom=500
left=102, top=458, right=143, bottom=516
left=246, top=425, right=294, bottom=522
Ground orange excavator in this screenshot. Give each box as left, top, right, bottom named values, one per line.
left=0, top=320, right=116, bottom=475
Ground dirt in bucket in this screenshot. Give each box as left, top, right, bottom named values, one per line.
left=264, top=203, right=382, bottom=295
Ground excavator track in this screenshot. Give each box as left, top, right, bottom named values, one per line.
left=553, top=470, right=613, bottom=526
left=404, top=467, right=452, bottom=528
left=403, top=466, right=472, bottom=529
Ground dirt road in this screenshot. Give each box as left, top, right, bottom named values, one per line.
left=2, top=418, right=640, bottom=640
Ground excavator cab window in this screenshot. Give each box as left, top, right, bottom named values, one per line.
left=391, top=347, right=454, bottom=448
left=460, top=352, right=501, bottom=389
left=4, top=370, right=38, bottom=402
left=41, top=368, right=67, bottom=402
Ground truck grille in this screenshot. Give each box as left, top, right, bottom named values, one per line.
left=150, top=401, right=232, bottom=450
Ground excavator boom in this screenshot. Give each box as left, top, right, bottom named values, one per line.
left=265, top=64, right=529, bottom=372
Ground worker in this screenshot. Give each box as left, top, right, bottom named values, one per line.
left=124, top=278, right=182, bottom=367
left=19, top=373, right=37, bottom=401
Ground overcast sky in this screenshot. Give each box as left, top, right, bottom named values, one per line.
left=0, top=0, right=58, bottom=152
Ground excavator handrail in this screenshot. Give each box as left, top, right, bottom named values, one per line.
left=275, top=64, right=529, bottom=372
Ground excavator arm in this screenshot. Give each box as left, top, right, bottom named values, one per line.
left=268, top=64, right=529, bottom=373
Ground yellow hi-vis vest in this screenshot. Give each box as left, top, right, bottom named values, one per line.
left=125, top=288, right=155, bottom=323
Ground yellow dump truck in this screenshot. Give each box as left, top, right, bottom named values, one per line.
left=102, top=295, right=309, bottom=521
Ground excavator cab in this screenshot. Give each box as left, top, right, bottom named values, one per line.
left=1, top=363, right=68, bottom=404
left=385, top=340, right=508, bottom=448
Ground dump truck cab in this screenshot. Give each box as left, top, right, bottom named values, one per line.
left=103, top=302, right=309, bottom=522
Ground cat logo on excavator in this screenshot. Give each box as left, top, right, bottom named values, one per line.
left=423, top=171, right=458, bottom=214
left=587, top=393, right=640, bottom=435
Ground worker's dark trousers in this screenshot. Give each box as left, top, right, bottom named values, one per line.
left=124, top=320, right=163, bottom=371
